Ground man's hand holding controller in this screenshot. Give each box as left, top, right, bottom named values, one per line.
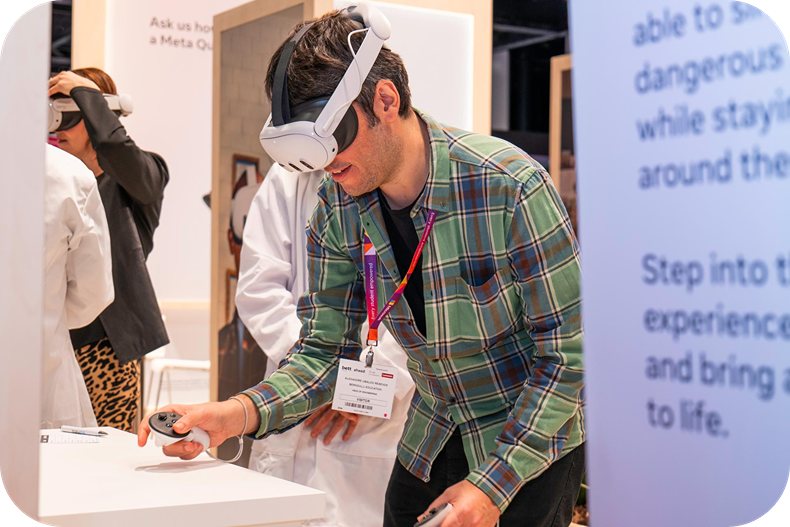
left=137, top=396, right=261, bottom=460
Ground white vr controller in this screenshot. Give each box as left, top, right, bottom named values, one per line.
left=149, top=412, right=210, bottom=453
left=414, top=503, right=453, bottom=527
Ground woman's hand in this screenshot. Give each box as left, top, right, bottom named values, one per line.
left=48, top=71, right=100, bottom=97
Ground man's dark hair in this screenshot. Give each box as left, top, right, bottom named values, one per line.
left=264, top=10, right=412, bottom=127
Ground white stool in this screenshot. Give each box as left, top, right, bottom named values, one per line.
left=145, top=357, right=210, bottom=411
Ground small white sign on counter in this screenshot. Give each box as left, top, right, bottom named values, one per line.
left=40, top=433, right=99, bottom=444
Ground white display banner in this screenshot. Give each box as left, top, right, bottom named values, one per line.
left=570, top=1, right=790, bottom=526
left=103, top=0, right=250, bottom=302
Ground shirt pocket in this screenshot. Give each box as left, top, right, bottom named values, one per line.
left=450, top=265, right=521, bottom=348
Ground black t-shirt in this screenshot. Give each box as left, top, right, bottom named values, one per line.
left=377, top=190, right=426, bottom=338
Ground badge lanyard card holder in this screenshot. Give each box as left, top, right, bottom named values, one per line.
left=331, top=210, right=437, bottom=419
left=363, top=209, right=438, bottom=364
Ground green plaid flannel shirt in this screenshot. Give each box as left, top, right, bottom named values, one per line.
left=242, top=110, right=585, bottom=512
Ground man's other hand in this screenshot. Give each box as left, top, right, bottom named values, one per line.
left=419, top=480, right=500, bottom=527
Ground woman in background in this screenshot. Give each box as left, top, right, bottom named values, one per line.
left=49, top=68, right=169, bottom=433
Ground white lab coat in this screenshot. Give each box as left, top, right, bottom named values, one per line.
left=237, top=165, right=415, bottom=527
left=42, top=145, right=114, bottom=429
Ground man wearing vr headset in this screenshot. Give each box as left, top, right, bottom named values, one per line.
left=50, top=68, right=170, bottom=434
left=140, top=5, right=584, bottom=527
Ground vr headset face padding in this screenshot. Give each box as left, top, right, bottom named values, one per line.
left=290, top=98, right=359, bottom=154
left=55, top=112, right=84, bottom=132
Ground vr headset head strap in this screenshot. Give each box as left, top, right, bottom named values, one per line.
left=259, top=2, right=391, bottom=171
left=313, top=4, right=390, bottom=138
left=271, top=22, right=315, bottom=126
left=48, top=93, right=133, bottom=133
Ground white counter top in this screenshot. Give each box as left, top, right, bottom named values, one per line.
left=38, top=427, right=324, bottom=527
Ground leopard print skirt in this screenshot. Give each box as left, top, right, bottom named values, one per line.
left=74, top=337, right=140, bottom=433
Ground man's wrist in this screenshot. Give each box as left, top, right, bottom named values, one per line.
left=225, top=395, right=261, bottom=436
left=241, top=394, right=261, bottom=434
left=466, top=458, right=524, bottom=513
left=238, top=383, right=282, bottom=438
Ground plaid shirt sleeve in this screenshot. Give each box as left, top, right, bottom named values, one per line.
left=466, top=171, right=585, bottom=512
left=240, top=187, right=368, bottom=437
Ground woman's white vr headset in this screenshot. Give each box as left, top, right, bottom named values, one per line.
left=48, top=93, right=134, bottom=133
left=259, top=2, right=391, bottom=173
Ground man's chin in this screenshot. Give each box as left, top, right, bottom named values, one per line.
left=337, top=179, right=369, bottom=197
left=333, top=168, right=380, bottom=197
left=338, top=183, right=360, bottom=197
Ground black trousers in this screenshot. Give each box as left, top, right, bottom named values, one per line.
left=383, top=430, right=585, bottom=527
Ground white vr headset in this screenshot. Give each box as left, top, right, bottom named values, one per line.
left=48, top=93, right=134, bottom=133
left=259, top=2, right=391, bottom=173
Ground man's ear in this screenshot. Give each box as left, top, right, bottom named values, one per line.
left=372, top=79, right=400, bottom=123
